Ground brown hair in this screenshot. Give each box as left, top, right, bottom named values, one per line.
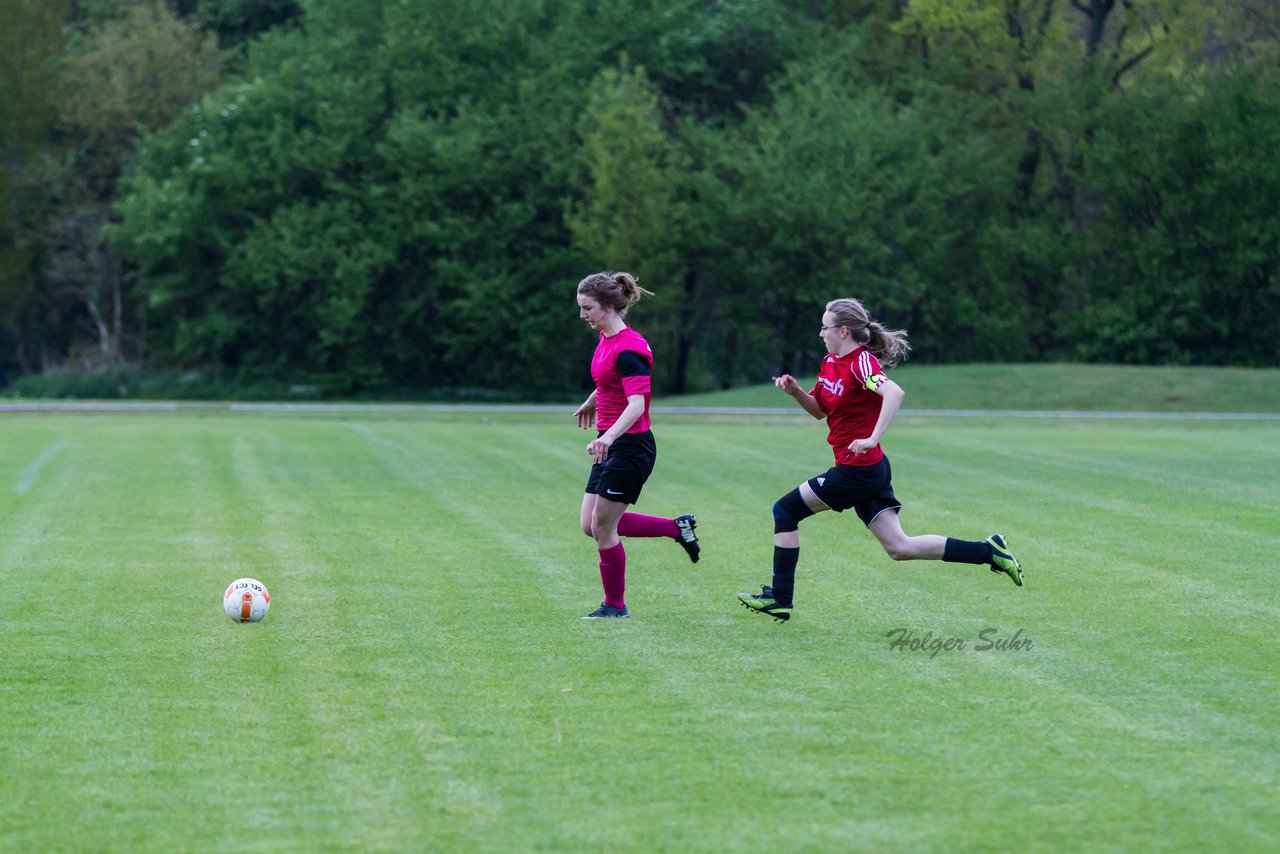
left=577, top=272, right=654, bottom=317
left=825, top=298, right=911, bottom=368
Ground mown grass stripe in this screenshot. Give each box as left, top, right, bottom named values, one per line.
left=0, top=413, right=1275, bottom=851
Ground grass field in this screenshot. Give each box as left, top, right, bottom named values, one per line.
left=661, top=363, right=1280, bottom=412
left=2, top=403, right=1278, bottom=851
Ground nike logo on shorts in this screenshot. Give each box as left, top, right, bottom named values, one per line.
left=606, top=489, right=624, bottom=495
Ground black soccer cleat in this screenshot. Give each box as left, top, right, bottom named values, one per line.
left=582, top=602, right=629, bottom=619
left=674, top=514, right=700, bottom=564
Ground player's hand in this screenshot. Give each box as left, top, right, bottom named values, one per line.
left=848, top=438, right=876, bottom=456
left=587, top=436, right=612, bottom=463
left=773, top=374, right=801, bottom=396
left=574, top=401, right=596, bottom=430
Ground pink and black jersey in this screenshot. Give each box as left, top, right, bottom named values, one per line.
left=810, top=347, right=890, bottom=467
left=591, top=326, right=653, bottom=434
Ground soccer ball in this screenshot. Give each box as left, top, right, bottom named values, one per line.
left=223, top=577, right=271, bottom=623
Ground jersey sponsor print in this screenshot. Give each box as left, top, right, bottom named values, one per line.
left=809, top=347, right=890, bottom=467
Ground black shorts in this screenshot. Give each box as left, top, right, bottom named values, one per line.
left=807, top=456, right=902, bottom=527
left=584, top=430, right=657, bottom=505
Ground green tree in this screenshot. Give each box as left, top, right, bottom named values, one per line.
left=112, top=11, right=390, bottom=379
left=111, top=0, right=805, bottom=394
left=62, top=1, right=221, bottom=198
left=0, top=0, right=67, bottom=379
left=54, top=1, right=220, bottom=366
left=566, top=63, right=696, bottom=391
left=1070, top=68, right=1280, bottom=364
left=197, top=0, right=303, bottom=48
left=69, top=0, right=1280, bottom=397
left=1210, top=1, right=1280, bottom=74
left=890, top=0, right=1234, bottom=358
left=713, top=48, right=1020, bottom=371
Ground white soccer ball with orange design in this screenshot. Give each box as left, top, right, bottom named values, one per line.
left=223, top=577, right=271, bottom=623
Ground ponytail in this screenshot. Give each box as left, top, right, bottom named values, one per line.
left=862, top=320, right=911, bottom=368
left=825, top=298, right=911, bottom=368
left=577, top=271, right=655, bottom=316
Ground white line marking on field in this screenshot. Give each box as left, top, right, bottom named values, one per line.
left=349, top=423, right=398, bottom=449
left=17, top=441, right=69, bottom=494
left=0, top=402, right=178, bottom=411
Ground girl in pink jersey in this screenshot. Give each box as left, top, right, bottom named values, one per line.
left=573, top=272, right=700, bottom=619
left=737, top=298, right=1023, bottom=622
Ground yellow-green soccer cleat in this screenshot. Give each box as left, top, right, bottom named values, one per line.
left=737, top=585, right=793, bottom=622
left=986, top=533, right=1023, bottom=586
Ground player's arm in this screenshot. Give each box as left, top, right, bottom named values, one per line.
left=574, top=389, right=598, bottom=429
left=587, top=394, right=645, bottom=464
left=849, top=377, right=904, bottom=456
left=599, top=395, right=646, bottom=443
left=587, top=350, right=650, bottom=462
left=774, top=373, right=826, bottom=420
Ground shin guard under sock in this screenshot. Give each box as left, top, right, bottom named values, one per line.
left=617, top=513, right=680, bottom=539
left=943, top=538, right=993, bottom=565
left=598, top=542, right=627, bottom=608
left=772, top=546, right=799, bottom=606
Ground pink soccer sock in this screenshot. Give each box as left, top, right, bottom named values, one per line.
left=598, top=542, right=627, bottom=608
left=617, top=513, right=679, bottom=539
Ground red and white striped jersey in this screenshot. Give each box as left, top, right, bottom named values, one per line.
left=809, top=347, right=889, bottom=466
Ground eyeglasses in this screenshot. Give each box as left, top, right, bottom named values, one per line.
left=819, top=325, right=841, bottom=334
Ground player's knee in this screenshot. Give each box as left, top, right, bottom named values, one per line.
left=591, top=512, right=617, bottom=539
left=881, top=540, right=911, bottom=561
left=772, top=498, right=797, bottom=533
left=581, top=521, right=595, bottom=538
left=773, top=489, right=814, bottom=534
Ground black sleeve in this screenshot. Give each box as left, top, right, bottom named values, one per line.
left=616, top=350, right=651, bottom=378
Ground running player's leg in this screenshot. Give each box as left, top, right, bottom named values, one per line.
left=588, top=496, right=629, bottom=614
left=771, top=481, right=828, bottom=605
left=739, top=480, right=828, bottom=621
left=611, top=430, right=700, bottom=563
left=616, top=512, right=700, bottom=563
left=580, top=493, right=598, bottom=538
left=611, top=512, right=701, bottom=563
left=617, top=513, right=676, bottom=537
left=867, top=509, right=945, bottom=560
left=869, top=510, right=1023, bottom=586
left=591, top=495, right=627, bottom=550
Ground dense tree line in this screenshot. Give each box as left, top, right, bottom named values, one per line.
left=2, top=0, right=1277, bottom=396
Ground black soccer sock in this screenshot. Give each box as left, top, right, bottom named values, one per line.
left=943, top=538, right=994, bottom=565
left=771, top=546, right=799, bottom=606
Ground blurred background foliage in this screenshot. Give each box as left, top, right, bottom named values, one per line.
left=2, top=0, right=1277, bottom=397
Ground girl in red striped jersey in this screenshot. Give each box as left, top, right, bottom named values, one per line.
left=573, top=272, right=700, bottom=619
left=737, top=298, right=1023, bottom=622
